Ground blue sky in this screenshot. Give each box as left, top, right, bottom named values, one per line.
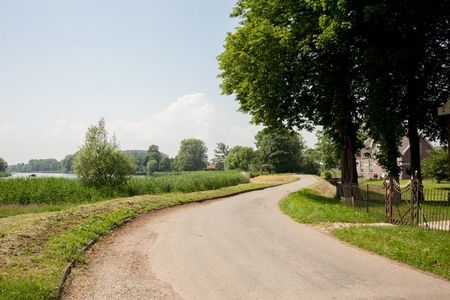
left=0, top=0, right=316, bottom=164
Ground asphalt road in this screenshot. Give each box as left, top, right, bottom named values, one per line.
left=64, top=175, right=450, bottom=300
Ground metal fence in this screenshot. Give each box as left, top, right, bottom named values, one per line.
left=336, top=180, right=450, bottom=231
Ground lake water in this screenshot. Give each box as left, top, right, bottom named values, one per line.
left=10, top=172, right=77, bottom=179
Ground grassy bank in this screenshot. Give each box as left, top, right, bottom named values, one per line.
left=334, top=226, right=450, bottom=280
left=280, top=178, right=450, bottom=281
left=0, top=171, right=249, bottom=216
left=0, top=174, right=296, bottom=300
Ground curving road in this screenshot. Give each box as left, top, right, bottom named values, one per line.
left=64, top=175, right=450, bottom=300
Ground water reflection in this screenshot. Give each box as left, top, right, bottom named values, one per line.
left=11, top=173, right=77, bottom=179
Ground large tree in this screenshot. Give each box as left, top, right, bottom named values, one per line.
left=219, top=0, right=364, bottom=184
left=225, top=146, right=256, bottom=171
left=174, top=139, right=208, bottom=171
left=255, top=128, right=305, bottom=173
left=361, top=0, right=450, bottom=180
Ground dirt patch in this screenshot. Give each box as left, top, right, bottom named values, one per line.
left=250, top=173, right=298, bottom=185
left=309, top=176, right=337, bottom=198
left=314, top=222, right=393, bottom=234
left=63, top=210, right=182, bottom=300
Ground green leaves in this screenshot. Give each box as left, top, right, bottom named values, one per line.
left=174, top=139, right=208, bottom=171
left=73, top=118, right=135, bottom=188
left=0, top=157, right=7, bottom=172
left=225, top=146, right=256, bottom=171
left=423, top=149, right=449, bottom=182
left=255, top=128, right=306, bottom=173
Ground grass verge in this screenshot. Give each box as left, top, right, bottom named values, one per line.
left=280, top=178, right=450, bottom=281
left=280, top=188, right=383, bottom=224
left=333, top=226, right=450, bottom=280
left=0, top=174, right=296, bottom=300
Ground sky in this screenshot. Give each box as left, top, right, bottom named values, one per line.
left=0, top=0, right=317, bottom=164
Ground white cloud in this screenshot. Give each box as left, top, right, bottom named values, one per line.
left=108, top=93, right=261, bottom=157
left=0, top=93, right=318, bottom=164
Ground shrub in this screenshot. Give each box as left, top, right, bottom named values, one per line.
left=73, top=119, right=135, bottom=188
left=322, top=170, right=333, bottom=181
left=423, top=149, right=449, bottom=183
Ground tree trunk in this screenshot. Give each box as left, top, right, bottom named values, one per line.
left=339, top=119, right=358, bottom=185
left=407, top=117, right=422, bottom=181
left=407, top=117, right=424, bottom=202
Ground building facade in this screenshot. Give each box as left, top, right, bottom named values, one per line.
left=357, top=136, right=434, bottom=179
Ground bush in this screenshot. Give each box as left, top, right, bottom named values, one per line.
left=423, top=149, right=449, bottom=183
left=74, top=119, right=135, bottom=188
left=322, top=170, right=333, bottom=181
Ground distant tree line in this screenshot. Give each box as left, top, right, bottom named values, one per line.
left=8, top=159, right=62, bottom=173
left=6, top=126, right=337, bottom=177
left=213, top=128, right=324, bottom=175
left=7, top=119, right=337, bottom=178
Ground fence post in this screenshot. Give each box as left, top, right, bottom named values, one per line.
left=386, top=178, right=393, bottom=223
left=366, top=184, right=369, bottom=214
left=411, top=176, right=415, bottom=225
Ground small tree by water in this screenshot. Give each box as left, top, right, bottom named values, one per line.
left=74, top=118, right=135, bottom=188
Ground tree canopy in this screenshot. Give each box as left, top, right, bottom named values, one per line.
left=225, top=146, right=256, bottom=171
left=219, top=0, right=450, bottom=183
left=219, top=0, right=362, bottom=183
left=174, top=139, right=208, bottom=171
left=255, top=128, right=305, bottom=173
left=362, top=0, right=450, bottom=180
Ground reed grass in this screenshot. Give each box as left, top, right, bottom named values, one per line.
left=0, top=171, right=249, bottom=206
